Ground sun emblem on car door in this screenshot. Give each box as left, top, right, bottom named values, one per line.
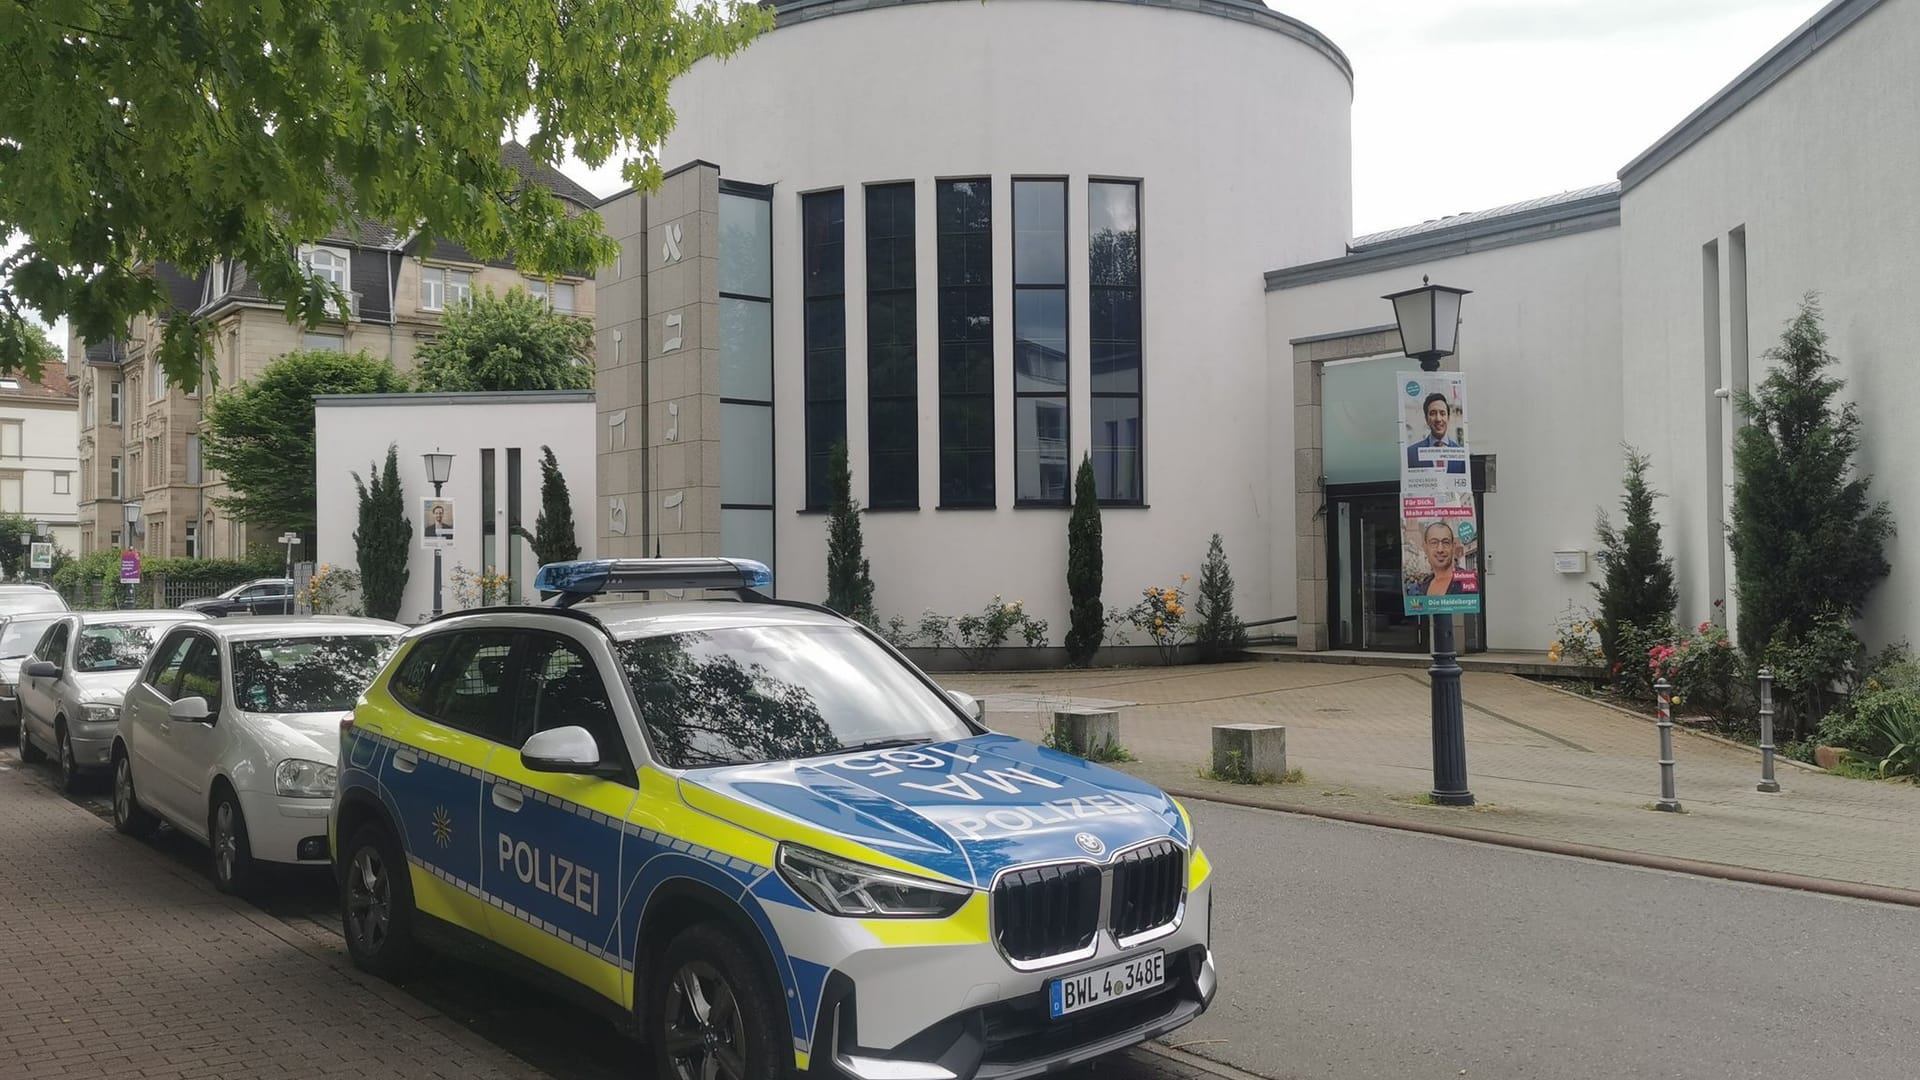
left=431, top=805, right=454, bottom=849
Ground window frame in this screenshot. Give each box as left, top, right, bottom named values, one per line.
left=53, top=472, right=71, bottom=495
left=1012, top=177, right=1071, bottom=508
left=0, top=419, right=22, bottom=459
left=1088, top=178, right=1144, bottom=506
left=511, top=629, right=637, bottom=786
left=864, top=181, right=919, bottom=510
left=109, top=379, right=122, bottom=425
left=801, top=189, right=848, bottom=512
left=936, top=178, right=996, bottom=509
left=174, top=632, right=226, bottom=716
left=388, top=628, right=522, bottom=745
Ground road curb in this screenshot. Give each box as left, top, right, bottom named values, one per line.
left=1167, top=786, right=1920, bottom=909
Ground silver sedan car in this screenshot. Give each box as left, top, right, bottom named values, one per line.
left=0, top=612, right=68, bottom=733
left=16, top=610, right=210, bottom=791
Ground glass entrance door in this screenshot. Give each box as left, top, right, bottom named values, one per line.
left=1328, top=487, right=1486, bottom=653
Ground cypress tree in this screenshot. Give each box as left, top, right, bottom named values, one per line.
left=517, top=445, right=581, bottom=568
left=352, top=445, right=411, bottom=621
left=1066, top=454, right=1104, bottom=666
left=823, top=440, right=875, bottom=624
left=1195, top=533, right=1248, bottom=663
left=1730, top=295, right=1892, bottom=651
left=1592, top=446, right=1678, bottom=672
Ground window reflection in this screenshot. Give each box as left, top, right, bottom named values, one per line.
left=619, top=625, right=973, bottom=769
left=75, top=624, right=165, bottom=672
left=232, top=636, right=399, bottom=714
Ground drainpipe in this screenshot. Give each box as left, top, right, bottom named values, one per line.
left=639, top=195, right=651, bottom=554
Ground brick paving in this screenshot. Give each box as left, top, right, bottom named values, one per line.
left=947, top=660, right=1920, bottom=892
left=0, top=757, right=544, bottom=1080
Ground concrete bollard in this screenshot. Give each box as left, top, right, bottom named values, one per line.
left=1052, top=709, right=1121, bottom=758
left=1654, top=678, right=1683, bottom=812
left=1211, top=723, right=1287, bottom=782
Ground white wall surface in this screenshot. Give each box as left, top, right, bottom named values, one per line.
left=0, top=399, right=80, bottom=537
left=1268, top=225, right=1625, bottom=650
left=315, top=396, right=597, bottom=623
left=661, top=0, right=1353, bottom=630
left=1620, top=0, right=1920, bottom=650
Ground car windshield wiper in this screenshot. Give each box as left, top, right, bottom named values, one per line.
left=831, top=737, right=931, bottom=755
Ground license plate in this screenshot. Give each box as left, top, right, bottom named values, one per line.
left=1048, top=951, right=1165, bottom=1018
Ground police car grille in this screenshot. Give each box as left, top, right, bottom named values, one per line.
left=993, top=863, right=1102, bottom=962
left=1108, top=841, right=1184, bottom=939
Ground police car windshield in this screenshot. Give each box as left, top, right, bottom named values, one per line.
left=617, top=624, right=974, bottom=768
left=232, top=635, right=399, bottom=713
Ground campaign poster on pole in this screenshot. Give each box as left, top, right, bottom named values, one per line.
left=29, top=543, right=52, bottom=570
left=421, top=498, right=456, bottom=550
left=1398, top=372, right=1480, bottom=616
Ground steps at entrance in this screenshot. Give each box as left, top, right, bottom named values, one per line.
left=1242, top=644, right=1601, bottom=679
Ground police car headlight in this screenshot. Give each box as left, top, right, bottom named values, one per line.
left=275, top=759, right=337, bottom=799
left=83, top=703, right=120, bottom=724
left=776, top=844, right=971, bottom=919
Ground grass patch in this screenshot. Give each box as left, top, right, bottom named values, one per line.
left=1196, top=752, right=1302, bottom=786
left=1823, top=754, right=1886, bottom=781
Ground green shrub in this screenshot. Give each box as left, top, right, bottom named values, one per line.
left=1065, top=454, right=1103, bottom=666
left=1592, top=447, right=1678, bottom=675
left=1648, top=621, right=1736, bottom=722
left=890, top=598, right=1048, bottom=668
left=1860, top=692, right=1920, bottom=780
left=1194, top=533, right=1248, bottom=663
left=1761, top=606, right=1865, bottom=741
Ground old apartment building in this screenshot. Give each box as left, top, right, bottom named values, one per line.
left=72, top=143, right=597, bottom=558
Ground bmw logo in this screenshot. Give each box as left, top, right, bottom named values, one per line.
left=1075, top=832, right=1106, bottom=856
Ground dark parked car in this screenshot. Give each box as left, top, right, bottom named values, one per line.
left=179, top=578, right=295, bottom=618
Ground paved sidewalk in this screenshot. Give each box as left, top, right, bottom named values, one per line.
left=0, top=758, right=543, bottom=1080
left=945, top=662, right=1920, bottom=893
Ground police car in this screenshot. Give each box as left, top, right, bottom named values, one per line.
left=330, top=558, right=1215, bottom=1080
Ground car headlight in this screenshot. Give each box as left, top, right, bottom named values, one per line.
left=275, top=759, right=337, bottom=799
left=82, top=703, right=120, bottom=724
left=776, top=843, right=971, bottom=919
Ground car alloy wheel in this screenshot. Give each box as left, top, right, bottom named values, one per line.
left=662, top=960, right=748, bottom=1080
left=56, top=726, right=79, bottom=792
left=210, top=794, right=255, bottom=895
left=112, top=754, right=158, bottom=837
left=346, top=846, right=392, bottom=956
left=16, top=716, right=40, bottom=763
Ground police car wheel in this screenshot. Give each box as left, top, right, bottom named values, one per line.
left=209, top=791, right=257, bottom=896
left=112, top=751, right=159, bottom=837
left=341, top=823, right=419, bottom=980
left=649, top=925, right=785, bottom=1080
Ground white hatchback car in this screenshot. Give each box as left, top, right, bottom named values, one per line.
left=113, top=616, right=401, bottom=894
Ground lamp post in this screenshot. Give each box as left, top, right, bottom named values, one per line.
left=1384, top=276, right=1475, bottom=807
left=123, top=502, right=141, bottom=610
left=423, top=449, right=454, bottom=617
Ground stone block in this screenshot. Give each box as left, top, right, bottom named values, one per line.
left=1052, top=709, right=1121, bottom=759
left=1211, top=723, right=1288, bottom=782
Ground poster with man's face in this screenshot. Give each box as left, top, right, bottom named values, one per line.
left=421, top=498, right=455, bottom=549
left=1398, top=372, right=1480, bottom=615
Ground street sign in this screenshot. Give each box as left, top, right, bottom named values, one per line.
left=29, top=543, right=52, bottom=570
left=119, top=548, right=142, bottom=584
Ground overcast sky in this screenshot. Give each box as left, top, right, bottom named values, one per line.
left=16, top=0, right=1830, bottom=350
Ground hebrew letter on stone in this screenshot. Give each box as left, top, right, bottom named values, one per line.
left=661, top=222, right=684, bottom=263
left=666, top=401, right=679, bottom=442
left=608, top=409, right=627, bottom=450
left=609, top=496, right=628, bottom=536
left=663, top=490, right=684, bottom=531
left=664, top=312, right=684, bottom=353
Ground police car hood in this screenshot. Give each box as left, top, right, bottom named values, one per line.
left=678, top=733, right=1188, bottom=888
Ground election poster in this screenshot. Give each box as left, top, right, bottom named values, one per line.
left=1398, top=372, right=1480, bottom=616
left=421, top=498, right=456, bottom=550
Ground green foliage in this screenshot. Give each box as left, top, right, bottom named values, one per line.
left=411, top=289, right=594, bottom=392
left=823, top=441, right=875, bottom=625
left=1123, top=582, right=1192, bottom=666
left=1592, top=446, right=1679, bottom=673
left=352, top=445, right=410, bottom=622
left=1816, top=653, right=1920, bottom=754
left=515, top=445, right=581, bottom=571
left=0, top=1, right=770, bottom=385
left=1066, top=454, right=1104, bottom=666
left=1760, top=606, right=1866, bottom=741
left=1041, top=723, right=1135, bottom=763
left=1647, top=622, right=1736, bottom=722
left=889, top=598, right=1049, bottom=668
left=0, top=322, right=60, bottom=378
left=0, top=512, right=61, bottom=579
left=1860, top=693, right=1920, bottom=780
left=1546, top=604, right=1606, bottom=669
left=1730, top=297, right=1893, bottom=704
left=1194, top=534, right=1248, bottom=663
left=201, top=349, right=407, bottom=541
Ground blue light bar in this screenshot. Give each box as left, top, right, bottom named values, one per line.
left=534, top=558, right=773, bottom=598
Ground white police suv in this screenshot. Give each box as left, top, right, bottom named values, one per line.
left=330, top=558, right=1216, bottom=1080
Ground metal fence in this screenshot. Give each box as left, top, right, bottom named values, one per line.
left=57, top=572, right=262, bottom=612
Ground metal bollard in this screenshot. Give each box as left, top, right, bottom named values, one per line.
left=1756, top=667, right=1781, bottom=793
left=1654, top=678, right=1683, bottom=812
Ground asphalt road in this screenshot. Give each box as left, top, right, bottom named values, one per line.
left=1176, top=800, right=1920, bottom=1080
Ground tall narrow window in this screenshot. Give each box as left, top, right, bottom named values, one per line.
left=802, top=190, right=847, bottom=511
left=109, top=380, right=122, bottom=424
left=0, top=420, right=21, bottom=459
left=937, top=179, right=994, bottom=508
left=1089, top=180, right=1143, bottom=504
left=1013, top=179, right=1068, bottom=505
left=719, top=183, right=775, bottom=573
left=110, top=456, right=122, bottom=498
left=480, top=447, right=497, bottom=579
left=866, top=183, right=918, bottom=509
left=506, top=447, right=523, bottom=604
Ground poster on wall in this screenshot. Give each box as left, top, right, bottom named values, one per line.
left=421, top=498, right=456, bottom=549
left=1398, top=372, right=1481, bottom=616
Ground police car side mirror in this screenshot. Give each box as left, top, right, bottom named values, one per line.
left=521, top=726, right=615, bottom=777
left=947, top=689, right=985, bottom=723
